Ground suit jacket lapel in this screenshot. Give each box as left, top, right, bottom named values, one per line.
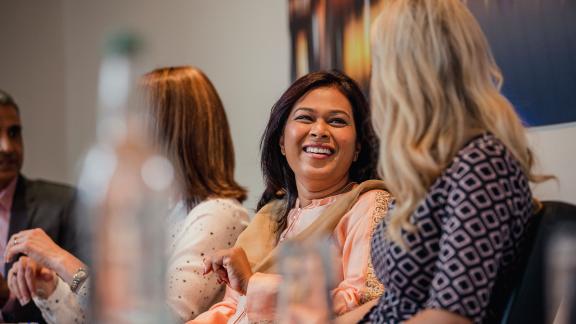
left=5, top=175, right=35, bottom=274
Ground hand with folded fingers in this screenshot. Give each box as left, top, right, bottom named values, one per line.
left=203, top=247, right=253, bottom=295
left=4, top=228, right=85, bottom=288
left=6, top=256, right=57, bottom=305
left=4, top=228, right=68, bottom=270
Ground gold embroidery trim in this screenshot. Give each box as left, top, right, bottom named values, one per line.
left=361, top=190, right=391, bottom=304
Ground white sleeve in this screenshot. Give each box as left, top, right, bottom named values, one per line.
left=166, top=200, right=249, bottom=321
left=33, top=276, right=89, bottom=324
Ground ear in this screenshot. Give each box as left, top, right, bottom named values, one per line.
left=280, top=134, right=286, bottom=156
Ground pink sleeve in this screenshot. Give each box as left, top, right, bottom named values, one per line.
left=246, top=272, right=283, bottom=322
left=331, top=190, right=388, bottom=315
left=187, top=287, right=240, bottom=324
left=190, top=273, right=283, bottom=323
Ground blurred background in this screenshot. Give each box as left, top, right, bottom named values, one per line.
left=0, top=0, right=574, bottom=212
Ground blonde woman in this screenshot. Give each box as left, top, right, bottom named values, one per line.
left=363, top=0, right=550, bottom=323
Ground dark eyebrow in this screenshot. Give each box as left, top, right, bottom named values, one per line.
left=293, top=107, right=352, bottom=119
left=327, top=110, right=352, bottom=119
left=292, top=107, right=315, bottom=114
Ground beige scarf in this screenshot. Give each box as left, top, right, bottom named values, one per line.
left=235, top=179, right=387, bottom=273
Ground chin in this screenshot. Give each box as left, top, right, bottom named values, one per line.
left=0, top=175, right=17, bottom=188
left=300, top=168, right=341, bottom=181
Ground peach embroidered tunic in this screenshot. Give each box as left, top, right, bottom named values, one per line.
left=190, top=188, right=390, bottom=324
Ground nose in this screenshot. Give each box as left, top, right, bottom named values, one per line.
left=0, top=134, right=14, bottom=152
left=310, top=120, right=329, bottom=139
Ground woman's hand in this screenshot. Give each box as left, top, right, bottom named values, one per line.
left=4, top=228, right=66, bottom=269
left=7, top=256, right=57, bottom=305
left=5, top=228, right=86, bottom=286
left=203, top=247, right=253, bottom=295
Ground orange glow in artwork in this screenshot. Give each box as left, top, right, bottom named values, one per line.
left=342, top=13, right=371, bottom=90
left=295, top=31, right=309, bottom=78
left=289, top=0, right=384, bottom=93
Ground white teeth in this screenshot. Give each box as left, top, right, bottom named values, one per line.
left=305, top=146, right=332, bottom=155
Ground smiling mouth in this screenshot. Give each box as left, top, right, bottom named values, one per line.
left=0, top=161, right=18, bottom=171
left=303, top=146, right=334, bottom=156
left=0, top=159, right=16, bottom=165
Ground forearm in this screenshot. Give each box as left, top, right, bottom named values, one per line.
left=34, top=277, right=87, bottom=324
left=52, top=251, right=87, bottom=285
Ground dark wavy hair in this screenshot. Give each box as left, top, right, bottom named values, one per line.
left=257, top=70, right=379, bottom=241
left=0, top=89, right=19, bottom=113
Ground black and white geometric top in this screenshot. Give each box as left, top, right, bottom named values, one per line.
left=364, top=133, right=535, bottom=323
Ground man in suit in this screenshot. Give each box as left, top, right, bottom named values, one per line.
left=0, top=89, right=78, bottom=323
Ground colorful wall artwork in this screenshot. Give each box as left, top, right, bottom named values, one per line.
left=289, top=0, right=576, bottom=127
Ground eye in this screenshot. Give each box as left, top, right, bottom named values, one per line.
left=294, top=114, right=313, bottom=123
left=328, top=118, right=349, bottom=126
left=7, top=126, right=21, bottom=139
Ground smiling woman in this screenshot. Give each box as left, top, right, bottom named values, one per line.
left=258, top=70, right=381, bottom=242
left=281, top=87, right=359, bottom=207
left=190, top=70, right=392, bottom=324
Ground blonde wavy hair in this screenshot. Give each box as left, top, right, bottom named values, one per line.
left=371, top=0, right=549, bottom=246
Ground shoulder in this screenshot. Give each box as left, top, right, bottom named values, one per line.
left=447, top=133, right=521, bottom=178
left=20, top=177, right=76, bottom=204
left=437, top=133, right=526, bottom=195
left=354, top=189, right=392, bottom=210
left=352, top=179, right=393, bottom=210
left=432, top=133, right=532, bottom=215
left=347, top=188, right=393, bottom=225
left=188, top=198, right=249, bottom=223
left=194, top=198, right=247, bottom=213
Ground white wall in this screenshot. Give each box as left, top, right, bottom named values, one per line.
left=0, top=1, right=573, bottom=211
left=0, top=1, right=69, bottom=183
left=528, top=123, right=576, bottom=204
left=60, top=0, right=290, bottom=211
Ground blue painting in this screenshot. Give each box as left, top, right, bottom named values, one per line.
left=469, top=0, right=576, bottom=127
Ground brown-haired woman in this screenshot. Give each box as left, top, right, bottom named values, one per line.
left=5, top=66, right=250, bottom=323
left=143, top=66, right=249, bottom=321
left=143, top=66, right=247, bottom=210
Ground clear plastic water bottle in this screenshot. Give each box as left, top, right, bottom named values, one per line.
left=276, top=237, right=335, bottom=324
left=547, top=225, right=576, bottom=324
left=76, top=33, right=174, bottom=324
